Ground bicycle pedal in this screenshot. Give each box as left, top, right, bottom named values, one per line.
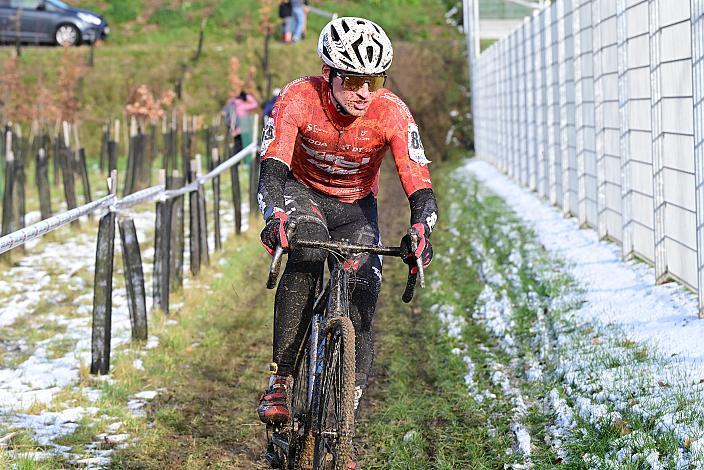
left=265, top=441, right=283, bottom=468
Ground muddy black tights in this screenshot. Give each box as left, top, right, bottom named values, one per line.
left=272, top=226, right=382, bottom=391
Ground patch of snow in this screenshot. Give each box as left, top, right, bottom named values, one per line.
left=133, top=390, right=159, bottom=400
left=144, top=336, right=160, bottom=350
left=465, top=160, right=704, bottom=374
left=11, top=406, right=99, bottom=448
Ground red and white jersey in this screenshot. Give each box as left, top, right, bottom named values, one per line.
left=260, top=76, right=433, bottom=203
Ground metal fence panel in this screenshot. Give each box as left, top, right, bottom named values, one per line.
left=618, top=0, right=655, bottom=262
left=528, top=14, right=540, bottom=190
left=692, top=0, right=704, bottom=315
left=538, top=8, right=550, bottom=199
left=594, top=0, right=623, bottom=241
left=509, top=31, right=518, bottom=180
left=498, top=41, right=506, bottom=172
left=520, top=20, right=531, bottom=187
left=574, top=0, right=598, bottom=227
left=559, top=0, right=578, bottom=215
left=548, top=2, right=563, bottom=206
left=650, top=0, right=697, bottom=288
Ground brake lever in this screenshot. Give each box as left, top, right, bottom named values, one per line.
left=266, top=221, right=297, bottom=289
left=267, top=245, right=284, bottom=289
left=410, top=231, right=425, bottom=289
left=402, top=229, right=425, bottom=303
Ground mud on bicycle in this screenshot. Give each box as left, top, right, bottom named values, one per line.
left=263, top=224, right=424, bottom=470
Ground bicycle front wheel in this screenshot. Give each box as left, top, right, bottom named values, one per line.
left=313, top=317, right=356, bottom=470
left=290, top=336, right=313, bottom=469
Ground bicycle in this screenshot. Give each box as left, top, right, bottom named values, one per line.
left=264, top=225, right=424, bottom=470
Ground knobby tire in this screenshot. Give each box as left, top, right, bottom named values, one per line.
left=291, top=338, right=314, bottom=470
left=313, top=317, right=356, bottom=470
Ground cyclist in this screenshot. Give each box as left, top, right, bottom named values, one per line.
left=256, top=15, right=438, bottom=437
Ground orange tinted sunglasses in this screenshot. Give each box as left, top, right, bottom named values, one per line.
left=334, top=70, right=387, bottom=92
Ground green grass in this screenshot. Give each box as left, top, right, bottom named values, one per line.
left=480, top=38, right=497, bottom=51
left=0, top=221, right=276, bottom=468
left=359, top=268, right=512, bottom=468
left=358, top=158, right=558, bottom=468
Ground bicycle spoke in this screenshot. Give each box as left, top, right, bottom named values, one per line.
left=314, top=318, right=355, bottom=470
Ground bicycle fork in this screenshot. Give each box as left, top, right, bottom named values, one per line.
left=309, top=314, right=320, bottom=408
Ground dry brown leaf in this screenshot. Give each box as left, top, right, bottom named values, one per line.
left=614, top=418, right=631, bottom=437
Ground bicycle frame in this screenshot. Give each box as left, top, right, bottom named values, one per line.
left=297, top=256, right=354, bottom=423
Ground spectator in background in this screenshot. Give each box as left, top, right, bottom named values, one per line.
left=223, top=90, right=259, bottom=152
left=262, top=88, right=282, bottom=122
left=279, top=1, right=293, bottom=43
left=291, top=0, right=309, bottom=42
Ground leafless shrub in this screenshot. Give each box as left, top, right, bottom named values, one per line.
left=245, top=65, right=258, bottom=100
left=228, top=57, right=244, bottom=98
left=33, top=83, right=61, bottom=126
left=57, top=46, right=86, bottom=123
left=125, top=85, right=177, bottom=123
left=0, top=54, right=32, bottom=123
left=259, top=0, right=277, bottom=36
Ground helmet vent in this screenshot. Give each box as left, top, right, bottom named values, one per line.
left=339, top=58, right=356, bottom=69
left=371, top=37, right=384, bottom=68
left=351, top=37, right=366, bottom=68
left=338, top=47, right=353, bottom=62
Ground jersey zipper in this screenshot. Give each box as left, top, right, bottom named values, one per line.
left=336, top=129, right=344, bottom=151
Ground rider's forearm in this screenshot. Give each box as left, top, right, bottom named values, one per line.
left=258, top=158, right=289, bottom=220
left=408, top=188, right=438, bottom=236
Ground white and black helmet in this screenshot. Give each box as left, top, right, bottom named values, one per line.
left=317, top=17, right=393, bottom=75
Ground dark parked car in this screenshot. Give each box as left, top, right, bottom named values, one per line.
left=0, top=0, right=108, bottom=46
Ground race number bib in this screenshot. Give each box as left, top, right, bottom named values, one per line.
left=260, top=117, right=275, bottom=156
left=408, top=123, right=430, bottom=165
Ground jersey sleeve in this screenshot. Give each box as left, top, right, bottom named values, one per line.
left=260, top=80, right=307, bottom=167
left=385, top=95, right=433, bottom=197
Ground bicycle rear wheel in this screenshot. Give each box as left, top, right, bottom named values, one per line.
left=313, top=317, right=356, bottom=470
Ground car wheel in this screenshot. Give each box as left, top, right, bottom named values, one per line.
left=55, top=24, right=80, bottom=46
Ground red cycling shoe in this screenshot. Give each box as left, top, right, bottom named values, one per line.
left=257, top=375, right=291, bottom=424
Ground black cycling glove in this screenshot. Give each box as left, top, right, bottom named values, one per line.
left=400, top=188, right=438, bottom=271
left=260, top=210, right=290, bottom=255
left=400, top=223, right=433, bottom=271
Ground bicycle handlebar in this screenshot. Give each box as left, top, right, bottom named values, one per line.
left=294, top=239, right=402, bottom=256
left=266, top=226, right=424, bottom=303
